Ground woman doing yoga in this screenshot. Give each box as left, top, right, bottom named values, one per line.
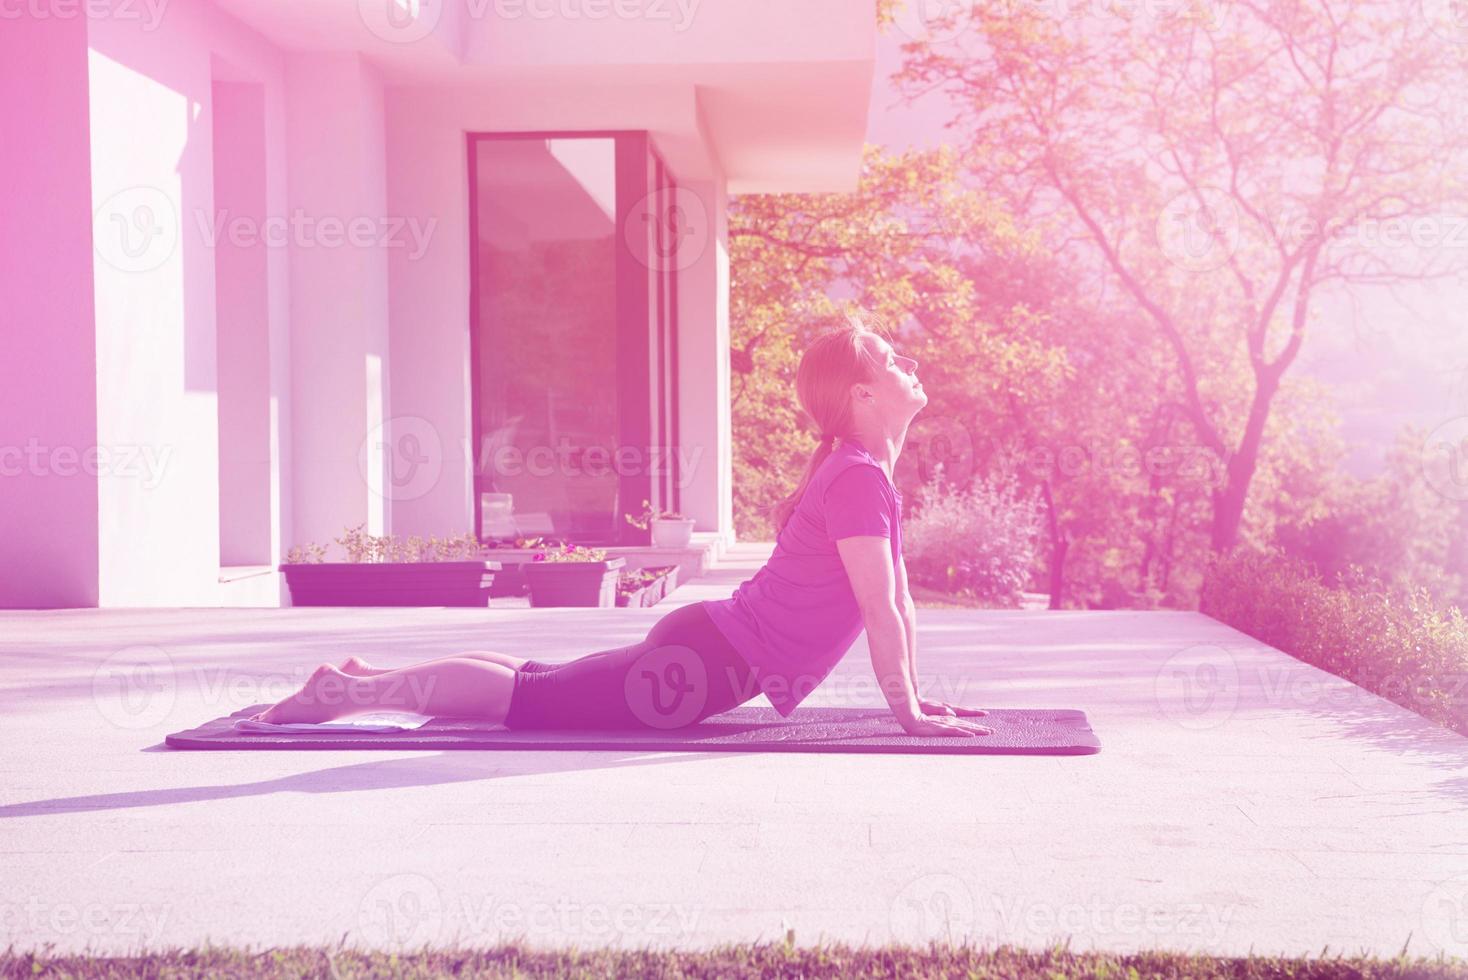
left=251, top=317, right=994, bottom=737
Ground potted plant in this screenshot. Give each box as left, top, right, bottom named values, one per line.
left=280, top=526, right=501, bottom=607
left=522, top=543, right=626, bottom=608
left=615, top=564, right=681, bottom=608
left=624, top=499, right=696, bottom=549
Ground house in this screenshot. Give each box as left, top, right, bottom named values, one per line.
left=1, top=0, right=876, bottom=607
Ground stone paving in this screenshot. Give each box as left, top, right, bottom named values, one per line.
left=3, top=542, right=1466, bottom=958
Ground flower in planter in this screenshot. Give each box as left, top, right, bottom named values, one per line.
left=616, top=567, right=657, bottom=592
left=533, top=543, right=610, bottom=563
left=284, top=543, right=328, bottom=564
left=485, top=535, right=547, bottom=550
left=623, top=498, right=687, bottom=531
left=281, top=525, right=489, bottom=564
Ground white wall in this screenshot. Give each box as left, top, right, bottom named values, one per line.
left=0, top=15, right=100, bottom=608
left=86, top=0, right=291, bottom=605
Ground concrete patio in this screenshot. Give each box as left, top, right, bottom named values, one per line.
left=3, top=541, right=1467, bottom=960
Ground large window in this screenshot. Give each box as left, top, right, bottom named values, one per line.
left=468, top=132, right=680, bottom=545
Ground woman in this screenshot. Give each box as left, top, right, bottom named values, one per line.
left=251, top=318, right=993, bottom=738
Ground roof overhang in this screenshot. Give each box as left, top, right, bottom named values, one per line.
left=209, top=0, right=876, bottom=192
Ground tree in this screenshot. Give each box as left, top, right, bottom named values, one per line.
left=894, top=0, right=1468, bottom=553
left=728, top=146, right=1064, bottom=540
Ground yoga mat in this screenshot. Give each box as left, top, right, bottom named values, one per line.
left=166, top=705, right=1100, bottom=755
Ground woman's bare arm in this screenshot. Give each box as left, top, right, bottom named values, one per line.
left=835, top=536, right=992, bottom=737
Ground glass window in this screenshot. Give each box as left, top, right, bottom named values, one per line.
left=469, top=133, right=678, bottom=545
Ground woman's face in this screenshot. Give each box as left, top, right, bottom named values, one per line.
left=858, top=334, right=927, bottom=417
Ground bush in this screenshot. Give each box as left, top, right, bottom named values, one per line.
left=904, top=463, right=1044, bottom=607
left=1201, top=546, right=1468, bottom=737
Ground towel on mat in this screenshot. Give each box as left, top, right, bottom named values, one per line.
left=232, top=711, right=434, bottom=734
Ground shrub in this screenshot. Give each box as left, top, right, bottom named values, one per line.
left=1201, top=546, right=1468, bottom=737
left=904, top=462, right=1044, bottom=607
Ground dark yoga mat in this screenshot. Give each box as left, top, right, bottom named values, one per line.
left=165, top=705, right=1100, bottom=755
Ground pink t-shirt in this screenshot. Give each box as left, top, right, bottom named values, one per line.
left=703, top=435, right=903, bottom=717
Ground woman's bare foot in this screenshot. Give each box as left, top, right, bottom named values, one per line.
left=250, top=663, right=356, bottom=724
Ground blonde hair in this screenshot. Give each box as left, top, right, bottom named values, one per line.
left=766, top=311, right=890, bottom=536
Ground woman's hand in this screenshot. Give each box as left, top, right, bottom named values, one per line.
left=897, top=711, right=994, bottom=738
left=919, top=697, right=989, bottom=718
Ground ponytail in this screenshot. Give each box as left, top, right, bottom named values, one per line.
left=768, top=436, right=841, bottom=536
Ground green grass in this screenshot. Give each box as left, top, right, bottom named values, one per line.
left=4, top=940, right=1467, bottom=979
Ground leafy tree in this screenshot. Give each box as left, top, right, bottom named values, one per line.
left=893, top=0, right=1468, bottom=554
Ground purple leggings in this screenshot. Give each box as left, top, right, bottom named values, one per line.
left=502, top=600, right=761, bottom=730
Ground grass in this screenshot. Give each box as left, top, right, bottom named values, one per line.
left=4, top=940, right=1467, bottom=979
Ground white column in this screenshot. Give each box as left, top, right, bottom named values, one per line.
left=675, top=173, right=734, bottom=547
left=0, top=15, right=100, bottom=607
left=284, top=54, right=392, bottom=552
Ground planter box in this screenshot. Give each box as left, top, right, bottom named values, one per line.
left=616, top=580, right=658, bottom=608
left=280, top=561, right=501, bottom=607
left=486, top=561, right=528, bottom=598
left=523, top=557, right=626, bottom=608
left=647, top=563, right=679, bottom=602
left=615, top=564, right=680, bottom=608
